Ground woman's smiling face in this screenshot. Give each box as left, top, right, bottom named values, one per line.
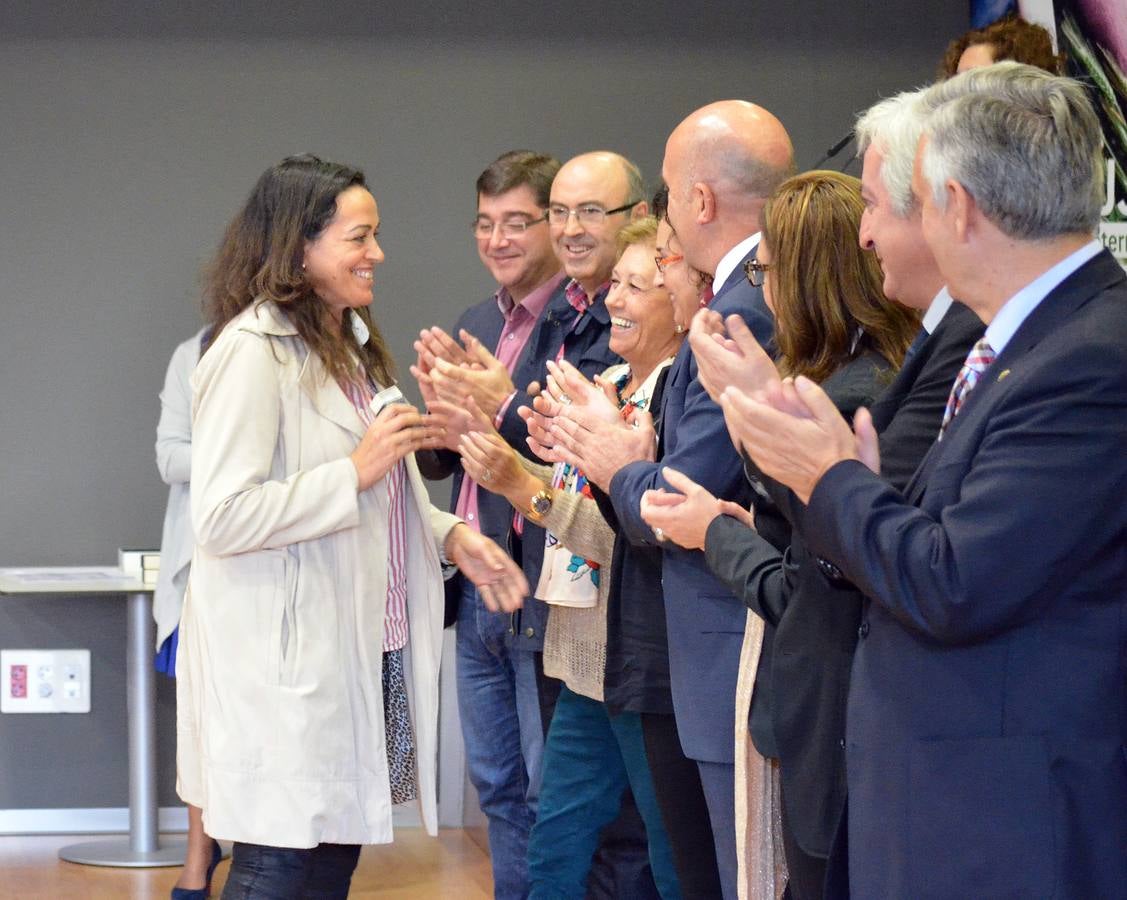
left=605, top=241, right=678, bottom=370
left=303, top=185, right=385, bottom=324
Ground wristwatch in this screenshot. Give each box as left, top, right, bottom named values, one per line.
left=527, top=488, right=553, bottom=520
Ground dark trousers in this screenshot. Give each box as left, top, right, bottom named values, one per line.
left=640, top=712, right=724, bottom=900
left=780, top=783, right=829, bottom=900
left=220, top=842, right=361, bottom=900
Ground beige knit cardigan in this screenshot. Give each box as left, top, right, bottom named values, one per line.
left=518, top=456, right=614, bottom=702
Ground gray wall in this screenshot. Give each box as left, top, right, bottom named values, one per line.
left=0, top=3, right=964, bottom=812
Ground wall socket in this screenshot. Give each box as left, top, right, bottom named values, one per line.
left=0, top=650, right=91, bottom=713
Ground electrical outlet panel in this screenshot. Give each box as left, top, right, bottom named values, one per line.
left=1, top=650, right=91, bottom=713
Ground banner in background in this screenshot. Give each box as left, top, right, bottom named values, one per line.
left=974, top=0, right=1127, bottom=268
left=972, top=0, right=1018, bottom=28
left=1055, top=0, right=1127, bottom=268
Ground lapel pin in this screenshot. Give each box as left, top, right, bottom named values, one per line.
left=997, top=369, right=1011, bottom=381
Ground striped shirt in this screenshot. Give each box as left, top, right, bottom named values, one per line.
left=340, top=373, right=410, bottom=652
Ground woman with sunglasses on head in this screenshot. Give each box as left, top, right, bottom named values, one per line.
left=641, top=170, right=918, bottom=900
left=178, top=154, right=526, bottom=899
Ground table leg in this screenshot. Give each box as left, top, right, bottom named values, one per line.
left=59, top=591, right=188, bottom=867
left=128, top=589, right=157, bottom=852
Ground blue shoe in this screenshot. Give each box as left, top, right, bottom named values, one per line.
left=171, top=839, right=223, bottom=900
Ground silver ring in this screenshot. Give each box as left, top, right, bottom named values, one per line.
left=481, top=469, right=494, bottom=483
left=559, top=393, right=572, bottom=405
left=653, top=527, right=665, bottom=543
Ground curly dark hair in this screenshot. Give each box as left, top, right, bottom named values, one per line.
left=941, top=14, right=1064, bottom=79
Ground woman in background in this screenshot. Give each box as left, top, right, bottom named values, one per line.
left=941, top=13, right=1063, bottom=76
left=154, top=325, right=222, bottom=899
left=179, top=154, right=526, bottom=899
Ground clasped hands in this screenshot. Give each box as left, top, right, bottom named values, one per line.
left=640, top=467, right=756, bottom=550
left=350, top=403, right=445, bottom=491
left=517, top=360, right=656, bottom=491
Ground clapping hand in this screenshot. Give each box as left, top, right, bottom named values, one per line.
left=518, top=398, right=565, bottom=464
left=426, top=329, right=517, bottom=421
left=719, top=377, right=880, bottom=504
left=689, top=309, right=778, bottom=403
left=414, top=326, right=474, bottom=371
left=516, top=360, right=620, bottom=465
left=543, top=360, right=622, bottom=425
left=548, top=403, right=656, bottom=491
left=458, top=426, right=540, bottom=503
left=425, top=392, right=493, bottom=452
left=410, top=326, right=469, bottom=412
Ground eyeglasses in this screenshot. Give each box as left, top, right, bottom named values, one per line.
left=547, top=200, right=641, bottom=228
left=744, top=259, right=771, bottom=288
left=472, top=213, right=548, bottom=239
left=654, top=252, right=684, bottom=273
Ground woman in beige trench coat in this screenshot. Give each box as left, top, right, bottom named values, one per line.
left=177, top=155, right=527, bottom=899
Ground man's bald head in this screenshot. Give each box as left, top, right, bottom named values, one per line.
left=662, top=101, right=794, bottom=275
left=668, top=102, right=794, bottom=199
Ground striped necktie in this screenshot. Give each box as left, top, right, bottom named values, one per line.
left=938, top=338, right=995, bottom=438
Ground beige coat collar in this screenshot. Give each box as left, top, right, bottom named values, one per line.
left=238, top=300, right=367, bottom=439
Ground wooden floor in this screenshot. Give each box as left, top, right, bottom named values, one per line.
left=0, top=828, right=493, bottom=899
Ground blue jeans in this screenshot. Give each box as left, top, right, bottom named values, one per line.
left=528, top=686, right=682, bottom=900
left=220, top=842, right=360, bottom=899
left=456, top=579, right=546, bottom=900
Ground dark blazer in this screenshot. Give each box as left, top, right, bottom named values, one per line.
left=868, top=300, right=984, bottom=488
left=419, top=280, right=619, bottom=645
left=804, top=250, right=1127, bottom=900
left=590, top=366, right=675, bottom=716
left=705, top=350, right=893, bottom=858
left=759, top=300, right=984, bottom=550
left=737, top=295, right=983, bottom=888
left=609, top=248, right=774, bottom=763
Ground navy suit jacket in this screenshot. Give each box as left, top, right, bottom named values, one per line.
left=609, top=248, right=774, bottom=763
left=804, top=250, right=1127, bottom=899
left=421, top=280, right=619, bottom=650
left=761, top=300, right=984, bottom=535
left=868, top=301, right=984, bottom=488
left=739, top=298, right=983, bottom=878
